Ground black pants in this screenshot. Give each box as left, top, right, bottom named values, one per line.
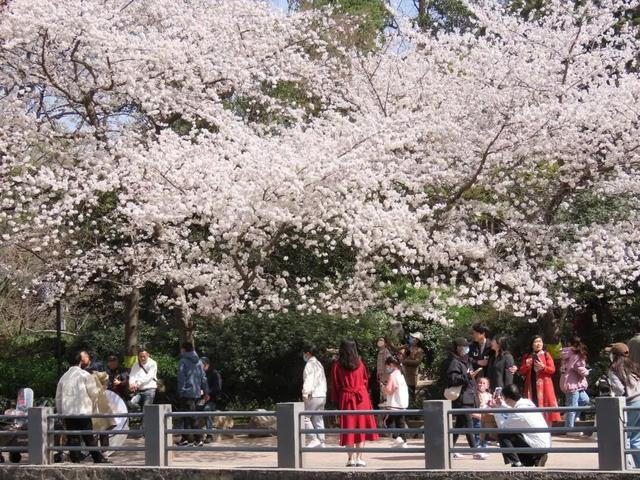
left=451, top=412, right=477, bottom=449
left=178, top=398, right=201, bottom=443
left=64, top=417, right=104, bottom=463
left=385, top=412, right=407, bottom=439
left=498, top=433, right=543, bottom=466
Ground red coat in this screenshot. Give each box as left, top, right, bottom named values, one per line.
left=520, top=351, right=561, bottom=425
left=331, top=359, right=379, bottom=446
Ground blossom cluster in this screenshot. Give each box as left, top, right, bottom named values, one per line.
left=1, top=0, right=639, bottom=323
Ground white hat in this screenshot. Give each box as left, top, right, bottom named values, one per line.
left=410, top=332, right=424, bottom=341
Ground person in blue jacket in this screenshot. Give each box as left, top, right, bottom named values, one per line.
left=177, top=341, right=209, bottom=446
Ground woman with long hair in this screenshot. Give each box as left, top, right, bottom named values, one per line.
left=331, top=340, right=379, bottom=467
left=519, top=335, right=561, bottom=425
left=560, top=336, right=590, bottom=434
left=487, top=336, right=515, bottom=390
left=607, top=342, right=640, bottom=467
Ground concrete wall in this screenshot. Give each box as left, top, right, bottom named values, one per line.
left=0, top=468, right=638, bottom=480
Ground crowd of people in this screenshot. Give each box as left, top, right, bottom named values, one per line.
left=301, top=323, right=640, bottom=469
left=46, top=342, right=222, bottom=463
left=5, top=323, right=640, bottom=468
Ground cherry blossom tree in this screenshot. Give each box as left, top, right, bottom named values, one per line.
left=1, top=0, right=639, bottom=344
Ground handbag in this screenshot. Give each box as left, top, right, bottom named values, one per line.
left=444, top=385, right=462, bottom=401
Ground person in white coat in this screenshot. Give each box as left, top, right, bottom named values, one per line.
left=490, top=383, right=551, bottom=467
left=302, top=345, right=327, bottom=448
left=128, top=349, right=158, bottom=412
left=55, top=353, right=109, bottom=463
left=381, top=356, right=409, bottom=447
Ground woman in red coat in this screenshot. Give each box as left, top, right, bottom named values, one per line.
left=519, top=335, right=561, bottom=425
left=331, top=340, right=379, bottom=467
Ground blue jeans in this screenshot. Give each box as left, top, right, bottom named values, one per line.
left=129, top=388, right=156, bottom=412
left=202, top=400, right=217, bottom=432
left=564, top=390, right=589, bottom=428
left=472, top=418, right=487, bottom=448
left=627, top=399, right=640, bottom=467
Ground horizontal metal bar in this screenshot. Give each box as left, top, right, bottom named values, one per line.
left=0, top=416, right=28, bottom=420
left=624, top=427, right=640, bottom=432
left=167, top=445, right=277, bottom=452
left=300, top=427, right=423, bottom=436
left=301, top=447, right=425, bottom=453
left=167, top=428, right=275, bottom=435
left=49, top=429, right=143, bottom=435
left=0, top=446, right=28, bottom=452
left=49, top=413, right=142, bottom=419
left=451, top=406, right=594, bottom=415
left=300, top=409, right=423, bottom=416
left=166, top=411, right=275, bottom=418
left=48, top=446, right=145, bottom=452
left=450, top=427, right=596, bottom=434
left=626, top=449, right=640, bottom=453
left=0, top=430, right=27, bottom=436
left=451, top=447, right=598, bottom=454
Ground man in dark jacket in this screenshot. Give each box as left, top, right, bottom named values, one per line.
left=105, top=354, right=129, bottom=400
left=469, top=322, right=491, bottom=376
left=200, top=357, right=223, bottom=443
left=177, top=342, right=209, bottom=446
left=80, top=350, right=104, bottom=374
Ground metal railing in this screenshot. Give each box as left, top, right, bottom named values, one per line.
left=448, top=405, right=598, bottom=458
left=0, top=397, right=636, bottom=470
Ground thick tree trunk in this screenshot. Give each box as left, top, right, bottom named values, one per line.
left=540, top=310, right=560, bottom=345
left=124, top=286, right=140, bottom=356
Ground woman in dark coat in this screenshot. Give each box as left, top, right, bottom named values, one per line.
left=446, top=337, right=484, bottom=459
left=487, top=336, right=516, bottom=390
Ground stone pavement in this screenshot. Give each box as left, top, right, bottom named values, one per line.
left=74, top=434, right=604, bottom=470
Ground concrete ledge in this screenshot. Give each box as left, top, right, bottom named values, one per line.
left=0, top=467, right=638, bottom=480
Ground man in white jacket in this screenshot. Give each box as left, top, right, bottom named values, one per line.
left=491, top=383, right=551, bottom=467
left=302, top=345, right=327, bottom=448
left=128, top=349, right=158, bottom=412
left=55, top=353, right=109, bottom=463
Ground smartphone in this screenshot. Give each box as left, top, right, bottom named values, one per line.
left=493, top=387, right=503, bottom=400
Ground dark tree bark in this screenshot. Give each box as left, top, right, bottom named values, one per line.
left=124, top=286, right=140, bottom=356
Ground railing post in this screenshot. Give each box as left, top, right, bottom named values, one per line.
left=144, top=404, right=172, bottom=467
left=424, top=400, right=451, bottom=470
left=276, top=402, right=303, bottom=469
left=28, top=407, right=53, bottom=465
left=596, top=396, right=626, bottom=471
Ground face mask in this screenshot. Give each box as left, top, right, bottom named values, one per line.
left=463, top=346, right=470, bottom=355
left=408, top=337, right=414, bottom=346
left=303, top=354, right=310, bottom=362
left=385, top=366, right=394, bottom=374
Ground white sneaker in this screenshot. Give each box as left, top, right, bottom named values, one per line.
left=401, top=442, right=408, bottom=448
left=473, top=452, right=488, bottom=460
left=306, top=438, right=322, bottom=448
left=346, top=459, right=355, bottom=467
left=566, top=431, right=584, bottom=437
left=452, top=453, right=464, bottom=459
left=355, top=459, right=367, bottom=467
left=391, top=436, right=405, bottom=447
